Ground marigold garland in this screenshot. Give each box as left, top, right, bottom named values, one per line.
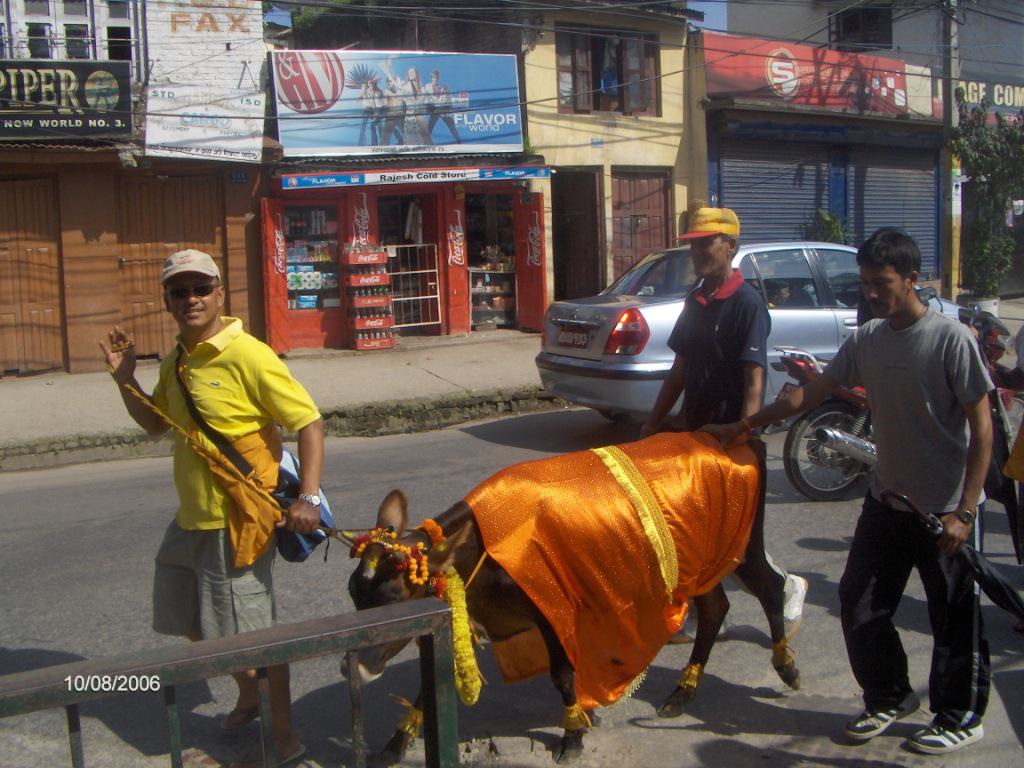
left=441, top=567, right=482, bottom=706
left=419, top=518, right=445, bottom=545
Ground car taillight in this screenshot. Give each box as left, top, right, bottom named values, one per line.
left=604, top=308, right=650, bottom=355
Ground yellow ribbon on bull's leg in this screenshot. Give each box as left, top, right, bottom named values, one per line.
left=562, top=703, right=592, bottom=731
left=397, top=706, right=424, bottom=738
left=677, top=662, right=704, bottom=693
left=772, top=638, right=795, bottom=669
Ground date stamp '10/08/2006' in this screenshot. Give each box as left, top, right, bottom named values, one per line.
left=65, top=674, right=162, bottom=693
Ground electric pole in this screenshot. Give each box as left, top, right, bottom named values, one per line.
left=941, top=0, right=961, bottom=298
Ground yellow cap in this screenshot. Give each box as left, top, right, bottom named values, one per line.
left=676, top=207, right=740, bottom=240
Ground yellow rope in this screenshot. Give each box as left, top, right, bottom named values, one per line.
left=463, top=551, right=488, bottom=589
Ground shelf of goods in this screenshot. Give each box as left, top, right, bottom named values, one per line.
left=285, top=207, right=340, bottom=310
left=469, top=267, right=516, bottom=328
left=344, top=246, right=395, bottom=350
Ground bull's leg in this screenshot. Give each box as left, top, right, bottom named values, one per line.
left=657, top=585, right=730, bottom=718
left=373, top=692, right=424, bottom=768
left=732, top=436, right=800, bottom=690
left=537, top=618, right=587, bottom=763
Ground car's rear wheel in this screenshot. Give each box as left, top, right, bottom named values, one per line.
left=783, top=401, right=870, bottom=501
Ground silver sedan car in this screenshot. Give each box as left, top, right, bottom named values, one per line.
left=536, top=241, right=958, bottom=420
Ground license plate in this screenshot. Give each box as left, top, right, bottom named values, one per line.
left=776, top=381, right=797, bottom=400
left=556, top=329, right=590, bottom=348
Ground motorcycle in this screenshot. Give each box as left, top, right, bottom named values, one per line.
left=775, top=346, right=872, bottom=501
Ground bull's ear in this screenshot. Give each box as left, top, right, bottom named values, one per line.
left=377, top=489, right=408, bottom=534
left=426, top=521, right=472, bottom=573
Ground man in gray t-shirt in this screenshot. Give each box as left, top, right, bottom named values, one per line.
left=827, top=308, right=991, bottom=514
left=704, top=229, right=993, bottom=756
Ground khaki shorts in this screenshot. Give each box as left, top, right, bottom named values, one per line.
left=152, top=521, right=276, bottom=639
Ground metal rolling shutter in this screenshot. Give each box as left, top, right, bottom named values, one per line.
left=847, top=147, right=939, bottom=277
left=720, top=140, right=831, bottom=243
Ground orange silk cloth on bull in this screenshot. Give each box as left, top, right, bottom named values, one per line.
left=465, top=431, right=759, bottom=710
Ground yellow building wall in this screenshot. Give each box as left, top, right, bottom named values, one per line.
left=522, top=14, right=708, bottom=298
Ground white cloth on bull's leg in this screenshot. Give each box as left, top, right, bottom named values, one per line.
left=465, top=431, right=761, bottom=710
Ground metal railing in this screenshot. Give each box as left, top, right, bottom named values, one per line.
left=0, top=600, right=459, bottom=768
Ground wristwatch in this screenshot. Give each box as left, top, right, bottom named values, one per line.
left=298, top=493, right=322, bottom=508
left=956, top=507, right=977, bottom=524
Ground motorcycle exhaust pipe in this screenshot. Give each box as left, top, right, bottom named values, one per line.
left=814, top=427, right=877, bottom=466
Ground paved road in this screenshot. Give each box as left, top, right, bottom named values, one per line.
left=1, top=410, right=1022, bottom=767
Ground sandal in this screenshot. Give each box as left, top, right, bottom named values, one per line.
left=221, top=704, right=260, bottom=731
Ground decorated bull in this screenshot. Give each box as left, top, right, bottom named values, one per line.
left=347, top=431, right=799, bottom=764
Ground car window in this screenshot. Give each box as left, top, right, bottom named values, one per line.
left=602, top=248, right=697, bottom=298
left=816, top=248, right=861, bottom=308
left=751, top=249, right=820, bottom=308
left=737, top=254, right=765, bottom=302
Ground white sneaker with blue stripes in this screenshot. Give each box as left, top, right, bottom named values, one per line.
left=844, top=691, right=920, bottom=742
left=905, top=719, right=984, bottom=754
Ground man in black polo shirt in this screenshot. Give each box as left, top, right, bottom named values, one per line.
left=642, top=207, right=807, bottom=643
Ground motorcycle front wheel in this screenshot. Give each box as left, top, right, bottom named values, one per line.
left=783, top=401, right=870, bottom=502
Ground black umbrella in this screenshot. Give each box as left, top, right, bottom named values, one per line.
left=880, top=490, right=1024, bottom=626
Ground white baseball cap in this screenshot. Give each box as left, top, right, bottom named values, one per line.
left=162, top=249, right=221, bottom=284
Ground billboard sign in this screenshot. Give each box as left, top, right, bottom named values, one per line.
left=0, top=60, right=132, bottom=140
left=271, top=50, right=523, bottom=156
left=145, top=84, right=264, bottom=162
left=703, top=32, right=912, bottom=116
left=281, top=165, right=550, bottom=189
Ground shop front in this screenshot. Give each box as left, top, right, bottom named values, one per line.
left=265, top=47, right=548, bottom=353
left=702, top=32, right=944, bottom=278
left=261, top=166, right=549, bottom=353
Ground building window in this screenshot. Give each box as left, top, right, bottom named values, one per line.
left=108, top=0, right=130, bottom=19
left=556, top=26, right=659, bottom=116
left=27, top=23, right=52, bottom=58
left=107, top=26, right=131, bottom=60
left=63, top=0, right=86, bottom=16
left=64, top=23, right=90, bottom=58
left=829, top=5, right=893, bottom=51
left=0, top=25, right=5, bottom=58
left=24, top=0, right=50, bottom=15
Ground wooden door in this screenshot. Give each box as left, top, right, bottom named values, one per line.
left=118, top=175, right=224, bottom=357
left=610, top=171, right=670, bottom=280
left=552, top=170, right=602, bottom=300
left=0, top=179, right=63, bottom=373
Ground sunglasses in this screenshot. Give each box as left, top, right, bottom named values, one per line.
left=165, top=283, right=218, bottom=300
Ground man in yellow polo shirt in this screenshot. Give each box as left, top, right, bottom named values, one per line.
left=100, top=249, right=322, bottom=767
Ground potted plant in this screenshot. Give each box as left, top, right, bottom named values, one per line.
left=949, top=91, right=1024, bottom=313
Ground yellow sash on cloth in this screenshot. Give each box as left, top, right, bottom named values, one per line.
left=465, top=431, right=760, bottom=710
left=201, top=423, right=284, bottom=568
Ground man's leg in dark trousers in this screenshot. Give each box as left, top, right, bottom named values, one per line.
left=839, top=494, right=915, bottom=710
left=914, top=505, right=990, bottom=727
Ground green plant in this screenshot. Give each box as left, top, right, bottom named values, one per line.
left=949, top=92, right=1024, bottom=297
left=802, top=209, right=849, bottom=244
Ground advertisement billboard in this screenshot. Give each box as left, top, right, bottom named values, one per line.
left=703, top=32, right=912, bottom=117
left=144, top=0, right=265, bottom=162
left=0, top=60, right=132, bottom=140
left=271, top=50, right=524, bottom=157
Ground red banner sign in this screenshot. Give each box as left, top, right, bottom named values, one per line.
left=703, top=32, right=910, bottom=116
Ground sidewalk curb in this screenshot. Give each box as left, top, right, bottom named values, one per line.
left=0, top=387, right=568, bottom=472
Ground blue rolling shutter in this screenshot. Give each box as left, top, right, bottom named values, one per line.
left=846, top=147, right=939, bottom=277
left=720, top=140, right=831, bottom=242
